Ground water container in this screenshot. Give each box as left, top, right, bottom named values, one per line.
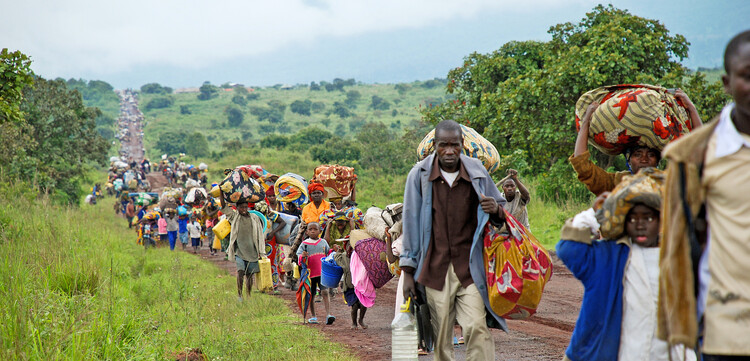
left=391, top=297, right=418, bottom=360
left=321, top=254, right=344, bottom=288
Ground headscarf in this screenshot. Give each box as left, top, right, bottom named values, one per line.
left=265, top=186, right=275, bottom=196
left=308, top=183, right=326, bottom=197
left=596, top=167, right=664, bottom=239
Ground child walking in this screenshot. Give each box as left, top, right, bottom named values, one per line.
left=157, top=211, right=168, bottom=247
left=334, top=240, right=367, bottom=329
left=166, top=210, right=178, bottom=251
left=296, top=222, right=335, bottom=325
left=178, top=212, right=189, bottom=250
left=187, top=215, right=202, bottom=253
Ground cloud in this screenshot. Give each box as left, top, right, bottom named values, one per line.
left=1, top=0, right=585, bottom=77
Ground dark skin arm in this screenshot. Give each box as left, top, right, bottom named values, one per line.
left=508, top=169, right=530, bottom=203
left=266, top=216, right=286, bottom=240
left=574, top=102, right=598, bottom=157
left=384, top=226, right=398, bottom=264
left=674, top=89, right=703, bottom=129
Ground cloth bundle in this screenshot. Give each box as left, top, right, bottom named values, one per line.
left=363, top=207, right=389, bottom=241
left=274, top=173, right=309, bottom=208
left=184, top=187, right=207, bottom=206
left=353, top=237, right=393, bottom=289
left=198, top=162, right=208, bottom=170
left=575, top=84, right=692, bottom=155
left=417, top=124, right=500, bottom=173
left=311, top=165, right=358, bottom=199
left=217, top=167, right=265, bottom=204
left=134, top=193, right=153, bottom=206
left=596, top=168, right=664, bottom=239
left=483, top=210, right=553, bottom=319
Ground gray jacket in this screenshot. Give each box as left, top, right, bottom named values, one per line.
left=400, top=153, right=508, bottom=331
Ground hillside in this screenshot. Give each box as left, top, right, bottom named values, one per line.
left=138, top=80, right=448, bottom=157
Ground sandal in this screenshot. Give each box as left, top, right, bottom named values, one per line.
left=418, top=348, right=429, bottom=355
left=458, top=336, right=464, bottom=344
left=326, top=315, right=336, bottom=325
left=307, top=317, right=318, bottom=324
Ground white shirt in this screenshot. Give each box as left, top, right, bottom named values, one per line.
left=187, top=221, right=202, bottom=238
left=619, top=245, right=696, bottom=361
left=439, top=169, right=459, bottom=187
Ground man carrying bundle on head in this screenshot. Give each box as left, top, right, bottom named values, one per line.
left=570, top=86, right=702, bottom=195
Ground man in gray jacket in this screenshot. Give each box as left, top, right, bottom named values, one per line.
left=400, top=119, right=507, bottom=361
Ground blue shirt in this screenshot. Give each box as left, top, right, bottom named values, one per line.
left=178, top=217, right=188, bottom=233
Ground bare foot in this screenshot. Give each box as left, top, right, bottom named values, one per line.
left=359, top=320, right=368, bottom=329
left=351, top=324, right=359, bottom=330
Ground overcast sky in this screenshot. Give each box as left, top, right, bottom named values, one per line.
left=2, top=0, right=748, bottom=89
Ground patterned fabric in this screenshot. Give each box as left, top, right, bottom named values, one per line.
left=296, top=261, right=312, bottom=319
left=353, top=237, right=393, bottom=288
left=596, top=168, right=664, bottom=239
left=483, top=209, right=553, bottom=319
left=265, top=236, right=280, bottom=288
left=311, top=165, right=358, bottom=198
left=218, top=168, right=265, bottom=204
left=259, top=173, right=278, bottom=193
left=575, top=84, right=692, bottom=156
left=275, top=173, right=309, bottom=207
left=417, top=124, right=500, bottom=173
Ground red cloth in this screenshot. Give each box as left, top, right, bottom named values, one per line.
left=308, top=183, right=326, bottom=196
left=265, top=186, right=275, bottom=196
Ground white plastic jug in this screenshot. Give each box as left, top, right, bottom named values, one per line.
left=391, top=297, right=418, bottom=360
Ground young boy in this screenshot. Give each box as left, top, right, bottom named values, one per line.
left=166, top=210, right=178, bottom=251
left=659, top=30, right=750, bottom=359
left=187, top=215, right=202, bottom=253
left=495, top=168, right=531, bottom=230
left=557, top=169, right=695, bottom=361
left=220, top=196, right=266, bottom=301
left=296, top=222, right=335, bottom=325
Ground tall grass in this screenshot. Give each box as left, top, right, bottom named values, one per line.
left=0, top=180, right=355, bottom=360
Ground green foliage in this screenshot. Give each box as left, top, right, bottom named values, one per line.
left=185, top=132, right=209, bottom=157
left=356, top=122, right=417, bottom=175
left=225, top=105, right=244, bottom=127
left=309, top=81, right=321, bottom=91
left=395, top=83, right=410, bottom=96
left=155, top=130, right=187, bottom=155
left=290, top=99, right=312, bottom=116
left=179, top=104, right=191, bottom=115
left=222, top=139, right=243, bottom=151
left=250, top=105, right=284, bottom=124
left=143, top=96, right=174, bottom=111
left=11, top=77, right=108, bottom=204
left=370, top=95, right=391, bottom=110
left=0, top=49, right=34, bottom=123
left=246, top=92, right=260, bottom=100
left=422, top=4, right=725, bottom=177
left=140, top=82, right=172, bottom=94
left=291, top=126, right=332, bottom=147
left=197, top=82, right=219, bottom=100
left=260, top=134, right=289, bottom=149
left=420, top=78, right=445, bottom=89
left=231, top=94, right=248, bottom=106
left=345, top=90, right=361, bottom=108
left=331, top=101, right=353, bottom=118
left=234, top=85, right=249, bottom=95
left=535, top=159, right=592, bottom=203
left=311, top=101, right=326, bottom=113
left=309, top=137, right=361, bottom=164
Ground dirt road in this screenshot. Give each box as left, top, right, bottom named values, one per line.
left=116, top=89, right=583, bottom=360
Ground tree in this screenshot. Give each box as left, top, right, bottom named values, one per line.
left=370, top=95, right=391, bottom=110
left=197, top=82, right=219, bottom=100
left=185, top=132, right=209, bottom=157
left=291, top=126, right=333, bottom=147
left=422, top=5, right=724, bottom=177
left=225, top=105, right=244, bottom=127
left=395, top=83, right=410, bottom=96
left=355, top=122, right=417, bottom=175
left=345, top=90, right=361, bottom=108
left=232, top=94, right=247, bottom=106
left=17, top=77, right=108, bottom=204
left=309, top=81, right=321, bottom=91
left=234, top=85, right=249, bottom=95
left=156, top=130, right=188, bottom=155
left=0, top=49, right=34, bottom=123
left=143, top=96, right=174, bottom=110
left=311, top=101, right=326, bottom=113
left=290, top=99, right=312, bottom=116
left=260, top=134, right=289, bottom=149
left=310, top=137, right=361, bottom=164
left=331, top=101, right=353, bottom=118
left=246, top=92, right=260, bottom=100
left=140, top=82, right=172, bottom=94
left=180, top=105, right=191, bottom=114
left=222, top=139, right=243, bottom=151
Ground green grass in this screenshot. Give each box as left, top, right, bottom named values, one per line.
left=0, top=180, right=356, bottom=360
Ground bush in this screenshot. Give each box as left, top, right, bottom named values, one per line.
left=222, top=139, right=243, bottom=151
left=535, top=159, right=591, bottom=204
left=232, top=94, right=247, bottom=106
left=197, top=82, right=219, bottom=100
left=309, top=137, right=361, bottom=164
left=260, top=134, right=289, bottom=149
left=180, top=105, right=191, bottom=115
left=370, top=95, right=391, bottom=110
left=186, top=132, right=209, bottom=157
left=345, top=90, right=361, bottom=108
left=311, top=101, right=325, bottom=113
left=225, top=106, right=244, bottom=127
left=140, top=82, right=172, bottom=94
left=331, top=101, right=352, bottom=118
left=143, top=96, right=174, bottom=110
left=246, top=92, right=260, bottom=100
left=291, top=126, right=332, bottom=147
left=290, top=99, right=312, bottom=116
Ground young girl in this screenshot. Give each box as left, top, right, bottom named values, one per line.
left=556, top=168, right=696, bottom=361
left=334, top=240, right=367, bottom=329
left=296, top=222, right=334, bottom=325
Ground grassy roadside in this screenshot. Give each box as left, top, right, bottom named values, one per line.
left=0, top=181, right=355, bottom=360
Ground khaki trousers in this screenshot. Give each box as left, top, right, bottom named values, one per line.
left=425, top=263, right=495, bottom=361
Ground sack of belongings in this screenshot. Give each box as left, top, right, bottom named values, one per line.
left=575, top=84, right=692, bottom=155
left=417, top=124, right=500, bottom=173
left=311, top=165, right=358, bottom=199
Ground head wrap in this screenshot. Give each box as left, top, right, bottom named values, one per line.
left=596, top=167, right=664, bottom=239
left=265, top=186, right=275, bottom=196
left=308, top=183, right=326, bottom=197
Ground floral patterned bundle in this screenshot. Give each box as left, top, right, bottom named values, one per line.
left=218, top=168, right=265, bottom=204
left=575, top=84, right=692, bottom=156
